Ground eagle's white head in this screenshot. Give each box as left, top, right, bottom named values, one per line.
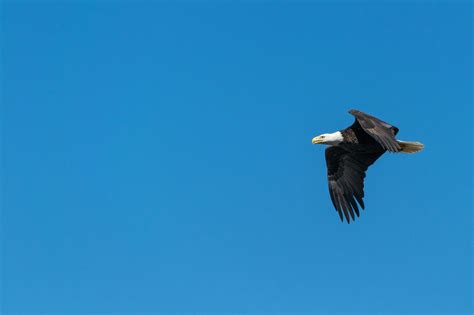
left=312, top=131, right=344, bottom=145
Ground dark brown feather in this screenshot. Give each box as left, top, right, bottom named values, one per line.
left=325, top=146, right=384, bottom=223
left=348, top=109, right=401, bottom=152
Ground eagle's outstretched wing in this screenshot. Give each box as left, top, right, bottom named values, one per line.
left=349, top=109, right=401, bottom=152
left=325, top=146, right=384, bottom=223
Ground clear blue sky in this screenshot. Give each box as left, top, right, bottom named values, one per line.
left=1, top=2, right=472, bottom=315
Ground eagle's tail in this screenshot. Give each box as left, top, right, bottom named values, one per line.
left=397, top=140, right=424, bottom=153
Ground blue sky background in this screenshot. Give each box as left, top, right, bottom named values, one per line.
left=1, top=2, right=472, bottom=315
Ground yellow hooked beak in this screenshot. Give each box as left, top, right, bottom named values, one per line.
left=312, top=136, right=323, bottom=144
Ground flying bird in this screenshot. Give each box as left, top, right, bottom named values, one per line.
left=312, top=109, right=424, bottom=223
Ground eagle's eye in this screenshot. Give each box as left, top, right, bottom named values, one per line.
left=321, top=136, right=325, bottom=139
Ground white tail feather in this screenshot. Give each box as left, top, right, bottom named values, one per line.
left=397, top=140, right=424, bottom=153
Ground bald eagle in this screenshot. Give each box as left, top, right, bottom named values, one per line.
left=312, top=109, right=424, bottom=223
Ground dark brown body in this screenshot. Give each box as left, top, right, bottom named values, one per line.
left=324, top=110, right=401, bottom=223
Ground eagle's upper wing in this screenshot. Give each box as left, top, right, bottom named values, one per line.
left=325, top=146, right=384, bottom=223
left=349, top=109, right=401, bottom=152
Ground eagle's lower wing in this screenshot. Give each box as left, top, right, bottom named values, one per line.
left=325, top=146, right=384, bottom=223
left=349, top=109, right=401, bottom=152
